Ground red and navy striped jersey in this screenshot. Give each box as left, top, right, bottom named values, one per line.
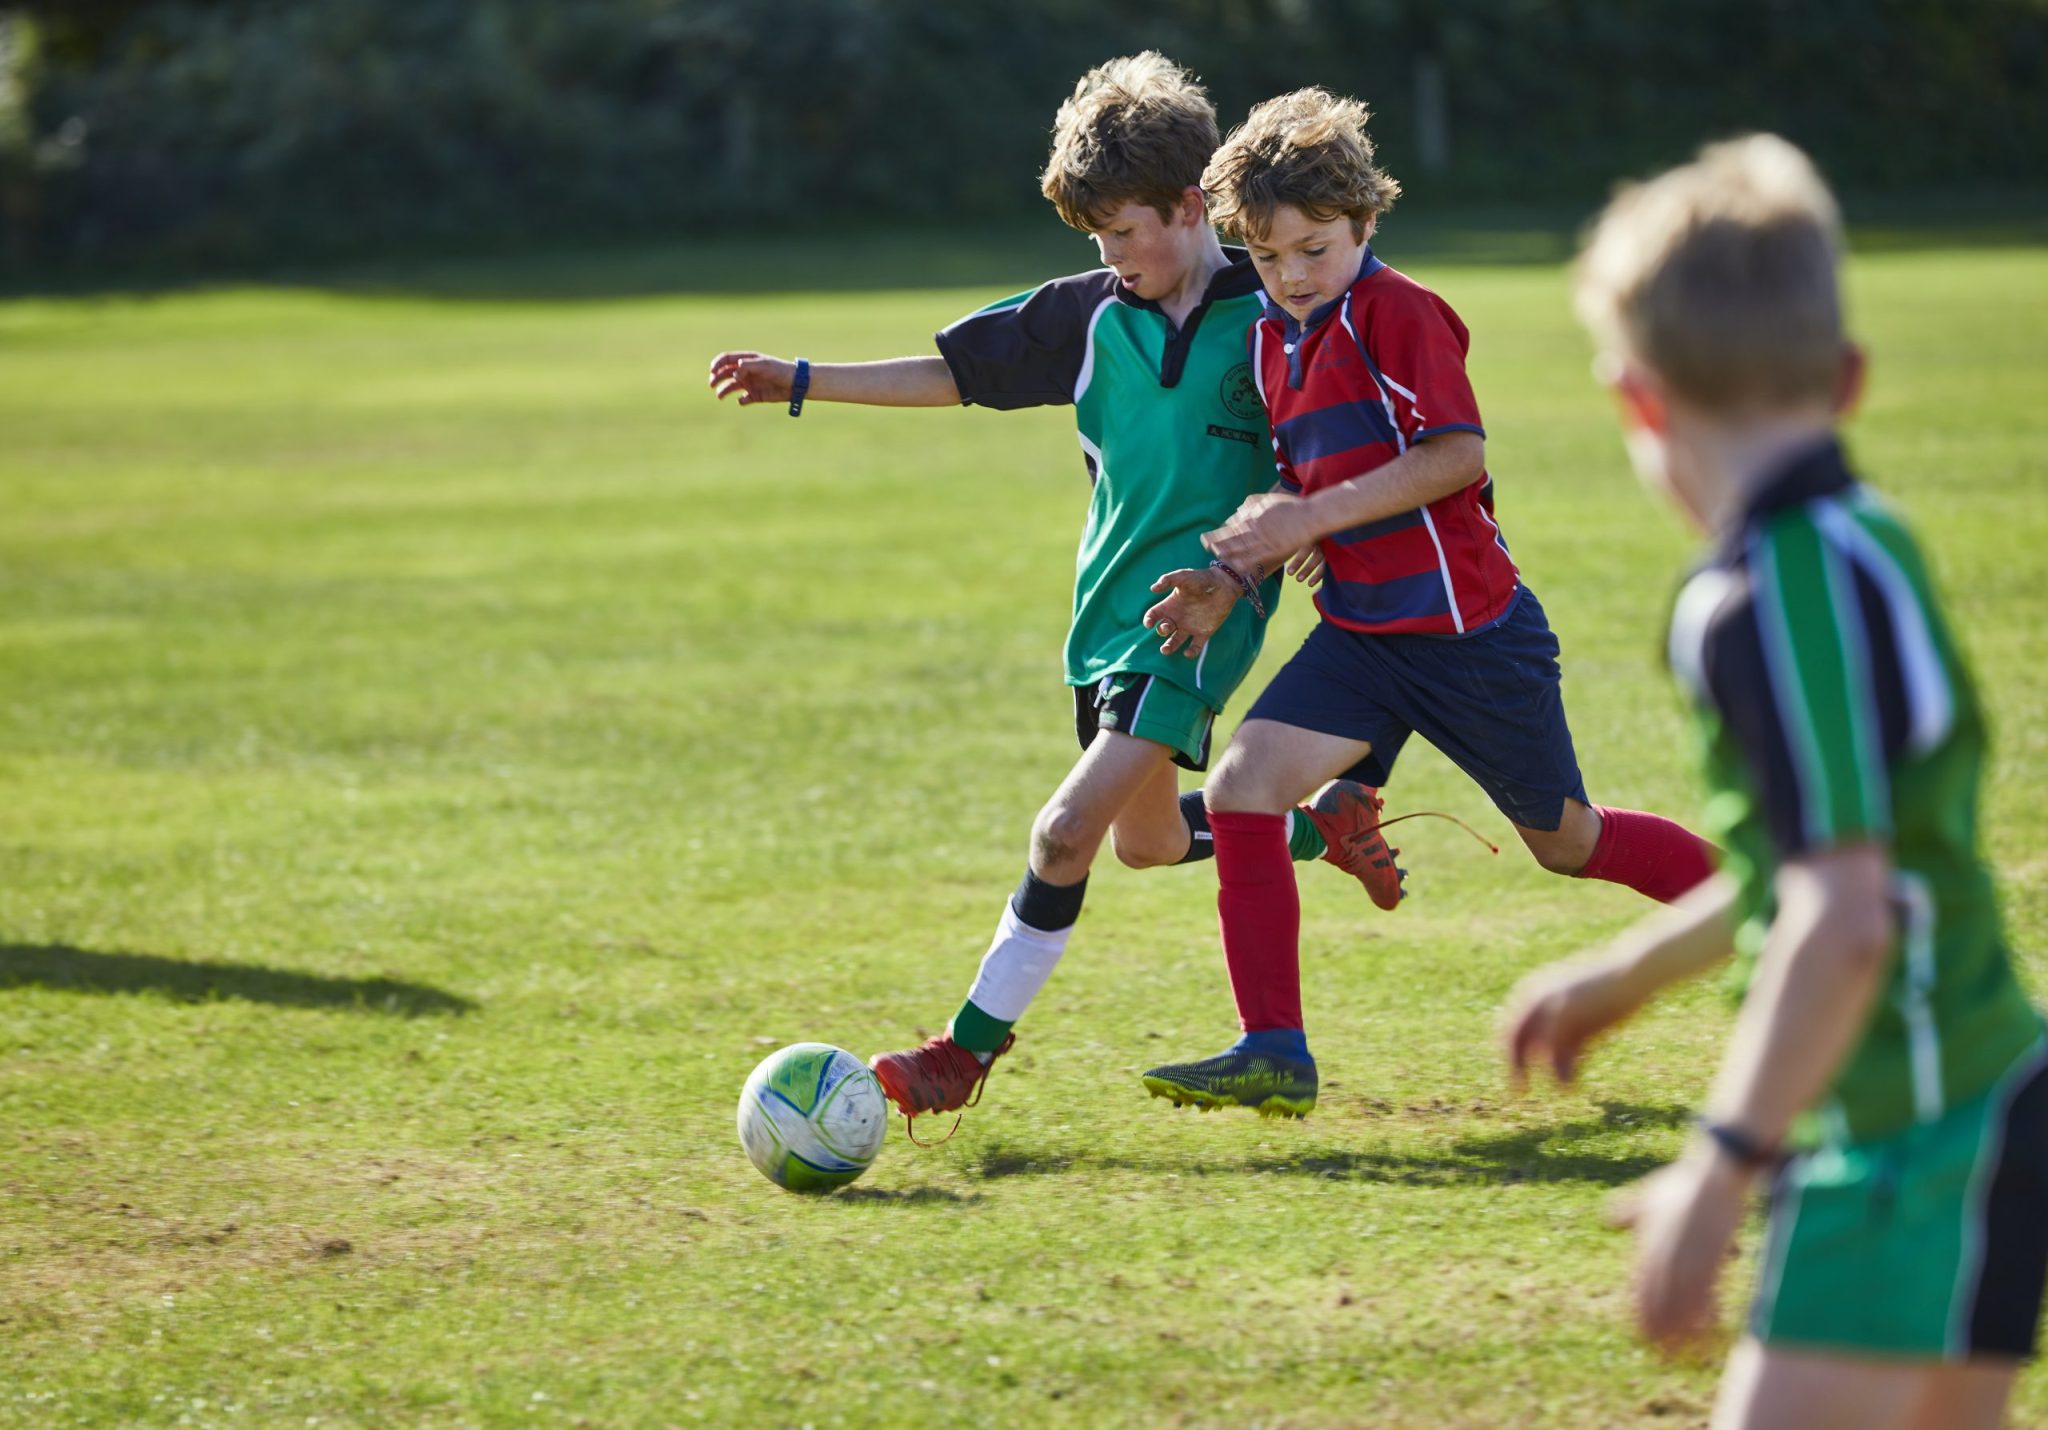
left=1252, top=250, right=1519, bottom=635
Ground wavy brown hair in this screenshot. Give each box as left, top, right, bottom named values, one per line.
left=1201, top=87, right=1400, bottom=243
left=1040, top=53, right=1218, bottom=231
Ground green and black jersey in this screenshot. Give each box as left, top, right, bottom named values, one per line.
left=934, top=252, right=1280, bottom=710
left=1667, top=439, right=2041, bottom=1145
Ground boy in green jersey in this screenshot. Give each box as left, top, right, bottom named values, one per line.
left=1505, top=135, right=2046, bottom=1427
left=708, top=54, right=1401, bottom=1134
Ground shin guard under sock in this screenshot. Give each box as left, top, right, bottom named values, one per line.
left=1575, top=806, right=1717, bottom=904
left=1210, top=809, right=1302, bottom=1032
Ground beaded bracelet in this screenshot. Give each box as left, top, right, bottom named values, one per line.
left=1209, top=558, right=1267, bottom=620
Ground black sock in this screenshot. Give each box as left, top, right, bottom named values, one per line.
left=1174, top=789, right=1216, bottom=864
left=1011, top=868, right=1087, bottom=932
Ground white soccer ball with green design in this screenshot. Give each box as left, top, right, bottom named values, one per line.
left=736, top=1043, right=888, bottom=1192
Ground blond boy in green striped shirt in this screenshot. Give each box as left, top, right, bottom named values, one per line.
left=1505, top=135, right=2045, bottom=1429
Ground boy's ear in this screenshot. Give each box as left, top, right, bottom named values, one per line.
left=1178, top=185, right=1207, bottom=226
left=1611, top=363, right=1671, bottom=436
left=1833, top=342, right=1867, bottom=418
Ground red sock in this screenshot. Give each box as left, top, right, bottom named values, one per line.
left=1210, top=809, right=1301, bottom=1032
left=1576, top=806, right=1717, bottom=904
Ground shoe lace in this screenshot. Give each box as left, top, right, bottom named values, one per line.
left=899, top=1034, right=1011, bottom=1149
left=903, top=1110, right=963, bottom=1148
left=1370, top=809, right=1501, bottom=856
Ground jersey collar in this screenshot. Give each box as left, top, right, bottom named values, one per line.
left=1716, top=436, right=1856, bottom=558
left=1261, top=245, right=1386, bottom=342
left=1111, top=245, right=1265, bottom=314
left=1737, top=437, right=1854, bottom=526
left=1110, top=246, right=1265, bottom=389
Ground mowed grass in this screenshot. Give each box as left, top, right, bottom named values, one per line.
left=2, top=235, right=2044, bottom=1428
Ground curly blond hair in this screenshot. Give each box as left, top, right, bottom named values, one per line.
left=1039, top=52, right=1218, bottom=232
left=1576, top=134, right=1845, bottom=412
left=1201, top=87, right=1400, bottom=242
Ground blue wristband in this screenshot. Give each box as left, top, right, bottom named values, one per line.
left=1697, top=1118, right=1779, bottom=1170
left=788, top=358, right=811, bottom=417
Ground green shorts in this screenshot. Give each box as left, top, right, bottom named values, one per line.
left=1073, top=673, right=1215, bottom=771
left=1750, top=1040, right=2048, bottom=1360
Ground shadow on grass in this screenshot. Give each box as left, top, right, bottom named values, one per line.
left=0, top=943, right=475, bottom=1017
left=972, top=1100, right=1685, bottom=1189
left=1250, top=1102, right=1685, bottom=1188
left=832, top=1186, right=984, bottom=1206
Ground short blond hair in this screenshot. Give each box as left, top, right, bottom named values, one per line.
left=1039, top=53, right=1218, bottom=232
left=1575, top=134, right=1846, bottom=412
left=1201, top=88, right=1400, bottom=243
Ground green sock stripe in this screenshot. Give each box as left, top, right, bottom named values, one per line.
left=949, top=999, right=1013, bottom=1055
left=1287, top=808, right=1327, bottom=862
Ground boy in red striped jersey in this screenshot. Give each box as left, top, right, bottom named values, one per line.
left=1139, top=88, right=1717, bottom=1116
left=710, top=58, right=1405, bottom=1138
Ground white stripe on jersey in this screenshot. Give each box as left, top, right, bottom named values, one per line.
left=1071, top=295, right=1119, bottom=404
left=1341, top=294, right=1461, bottom=628
left=1815, top=496, right=1955, bottom=755
left=1667, top=566, right=1741, bottom=700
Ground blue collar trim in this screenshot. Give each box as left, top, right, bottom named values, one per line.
left=1262, top=246, right=1384, bottom=342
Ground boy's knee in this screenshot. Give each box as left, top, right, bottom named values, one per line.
left=1031, top=802, right=1101, bottom=872
left=1526, top=838, right=1589, bottom=876
left=1109, top=825, right=1178, bottom=870
left=1517, top=811, right=1598, bottom=876
left=1203, top=748, right=1288, bottom=815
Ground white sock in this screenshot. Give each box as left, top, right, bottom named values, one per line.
left=961, top=903, right=1073, bottom=1028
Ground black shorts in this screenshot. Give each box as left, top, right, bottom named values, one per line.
left=1073, top=672, right=1214, bottom=772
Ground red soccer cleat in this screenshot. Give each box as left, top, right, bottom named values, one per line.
left=1302, top=779, right=1405, bottom=911
left=870, top=1032, right=1016, bottom=1142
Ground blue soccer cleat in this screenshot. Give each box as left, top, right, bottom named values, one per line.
left=1141, top=1029, right=1318, bottom=1119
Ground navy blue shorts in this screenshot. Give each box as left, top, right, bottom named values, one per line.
left=1245, top=585, right=1589, bottom=832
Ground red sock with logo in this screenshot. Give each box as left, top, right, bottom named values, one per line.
left=1575, top=806, right=1717, bottom=904
left=1210, top=809, right=1302, bottom=1032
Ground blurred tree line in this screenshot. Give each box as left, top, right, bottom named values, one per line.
left=3, top=0, right=2044, bottom=273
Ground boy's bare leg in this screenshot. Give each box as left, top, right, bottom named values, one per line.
left=1511, top=796, right=1603, bottom=874
left=1206, top=718, right=1372, bottom=815
left=1712, top=1340, right=2017, bottom=1430
left=1106, top=758, right=1192, bottom=869
left=1141, top=719, right=1376, bottom=1117
left=1906, top=1362, right=2019, bottom=1430
left=1028, top=730, right=1179, bottom=883
left=871, top=730, right=1174, bottom=1120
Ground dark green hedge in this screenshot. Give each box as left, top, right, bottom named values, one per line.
left=5, top=0, right=2045, bottom=272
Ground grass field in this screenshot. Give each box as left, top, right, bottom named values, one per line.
left=2, top=231, right=2045, bottom=1428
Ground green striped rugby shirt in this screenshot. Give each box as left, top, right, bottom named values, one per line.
left=1667, top=438, right=2041, bottom=1145
left=933, top=251, right=1282, bottom=710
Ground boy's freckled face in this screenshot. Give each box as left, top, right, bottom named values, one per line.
left=1249, top=205, right=1372, bottom=319
left=1086, top=201, right=1193, bottom=301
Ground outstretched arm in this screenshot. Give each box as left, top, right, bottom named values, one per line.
left=1614, top=847, right=1895, bottom=1351
left=1503, top=872, right=1738, bottom=1088
left=707, top=352, right=961, bottom=408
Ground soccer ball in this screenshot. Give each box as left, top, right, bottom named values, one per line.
left=736, top=1042, right=888, bottom=1192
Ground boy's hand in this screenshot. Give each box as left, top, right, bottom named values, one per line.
left=1609, top=1151, right=1748, bottom=1353
left=1144, top=568, right=1240, bottom=658
left=708, top=351, right=796, bottom=405
left=1287, top=545, right=1327, bottom=587
left=1502, top=957, right=1645, bottom=1089
left=1205, top=492, right=1323, bottom=573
